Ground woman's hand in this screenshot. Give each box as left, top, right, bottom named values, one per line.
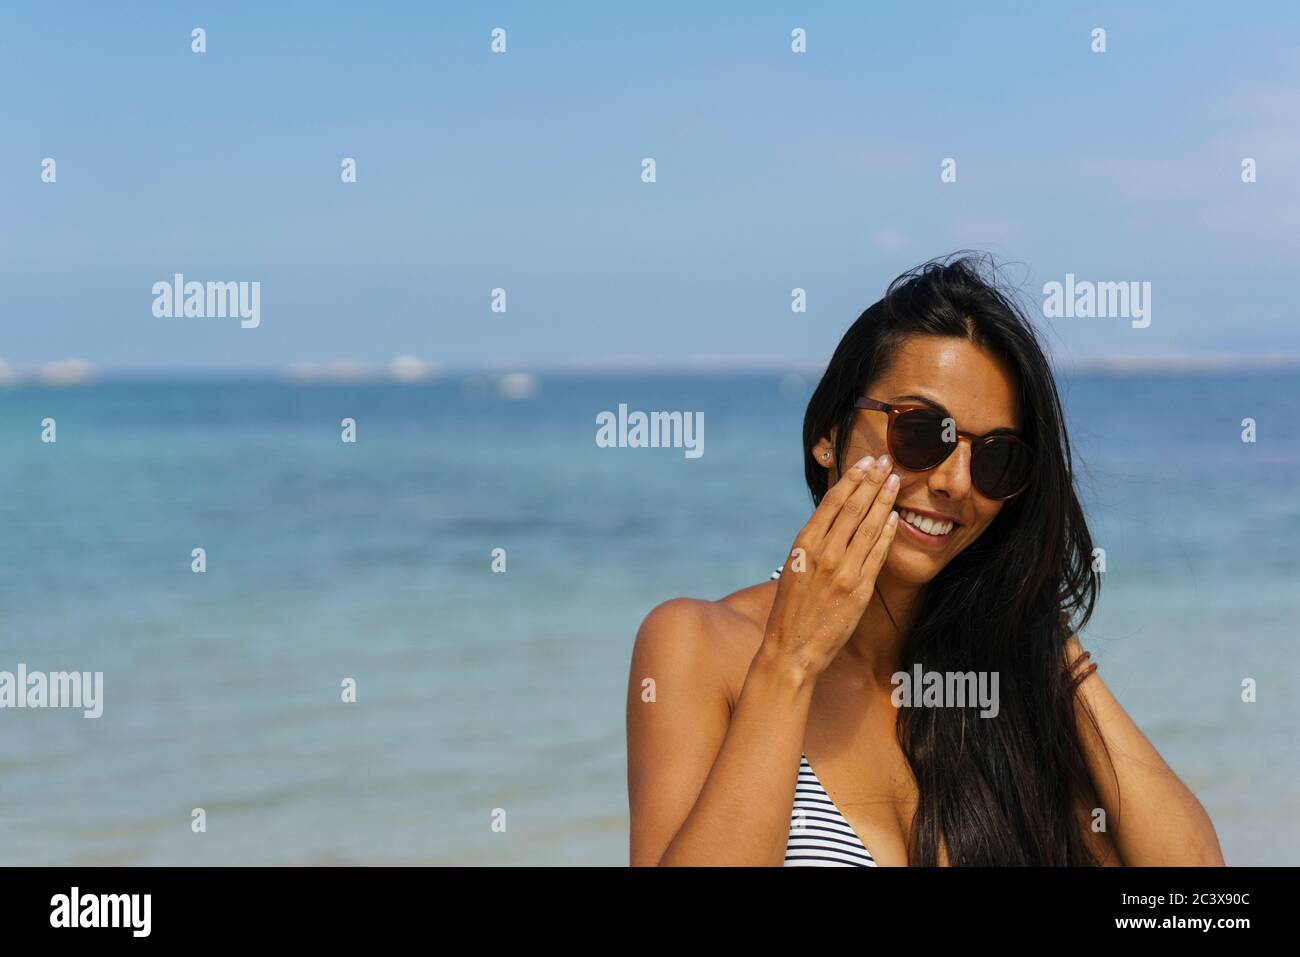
left=759, top=454, right=900, bottom=677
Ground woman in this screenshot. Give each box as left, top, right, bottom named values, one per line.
left=625, top=255, right=1224, bottom=867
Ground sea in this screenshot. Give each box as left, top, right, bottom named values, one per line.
left=0, top=370, right=1296, bottom=865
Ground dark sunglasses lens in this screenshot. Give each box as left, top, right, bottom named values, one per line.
left=890, top=409, right=951, bottom=470
left=973, top=437, right=1032, bottom=498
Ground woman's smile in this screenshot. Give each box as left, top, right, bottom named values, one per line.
left=892, top=504, right=961, bottom=546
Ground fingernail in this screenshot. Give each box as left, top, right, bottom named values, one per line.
left=887, top=510, right=899, bottom=525
left=886, top=473, right=900, bottom=490
left=875, top=453, right=892, bottom=472
left=854, top=455, right=874, bottom=472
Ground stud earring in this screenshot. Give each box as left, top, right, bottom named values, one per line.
left=821, top=451, right=830, bottom=460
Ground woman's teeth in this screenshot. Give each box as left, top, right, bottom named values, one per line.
left=896, top=509, right=954, bottom=536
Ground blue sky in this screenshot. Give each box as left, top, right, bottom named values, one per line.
left=3, top=1, right=1298, bottom=371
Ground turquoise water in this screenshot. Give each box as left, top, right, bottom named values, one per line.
left=0, top=371, right=1296, bottom=865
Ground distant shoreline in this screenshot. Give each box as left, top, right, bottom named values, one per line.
left=2, top=354, right=1299, bottom=387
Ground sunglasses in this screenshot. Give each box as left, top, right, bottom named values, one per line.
left=853, top=397, right=1034, bottom=500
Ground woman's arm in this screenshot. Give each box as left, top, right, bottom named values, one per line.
left=627, top=454, right=901, bottom=866
left=1067, top=635, right=1225, bottom=866
left=626, top=600, right=816, bottom=866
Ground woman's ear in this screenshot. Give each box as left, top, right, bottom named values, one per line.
left=811, top=433, right=836, bottom=472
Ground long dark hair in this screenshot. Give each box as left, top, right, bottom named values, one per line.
left=802, top=253, right=1106, bottom=865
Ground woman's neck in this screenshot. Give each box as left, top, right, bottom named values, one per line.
left=840, top=575, right=924, bottom=689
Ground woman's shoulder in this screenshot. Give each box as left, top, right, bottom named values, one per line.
left=631, top=579, right=778, bottom=709
left=636, top=578, right=777, bottom=648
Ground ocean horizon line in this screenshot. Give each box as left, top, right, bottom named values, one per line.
left=2, top=353, right=1300, bottom=387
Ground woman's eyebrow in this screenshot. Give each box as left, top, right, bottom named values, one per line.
left=891, top=393, right=1021, bottom=434
left=891, top=393, right=947, bottom=413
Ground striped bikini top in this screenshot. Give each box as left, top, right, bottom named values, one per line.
left=786, top=755, right=877, bottom=867
left=771, top=564, right=877, bottom=867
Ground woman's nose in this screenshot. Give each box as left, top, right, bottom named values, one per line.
left=927, top=438, right=973, bottom=500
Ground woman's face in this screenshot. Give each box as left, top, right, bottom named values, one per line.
left=814, top=335, right=1023, bottom=587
